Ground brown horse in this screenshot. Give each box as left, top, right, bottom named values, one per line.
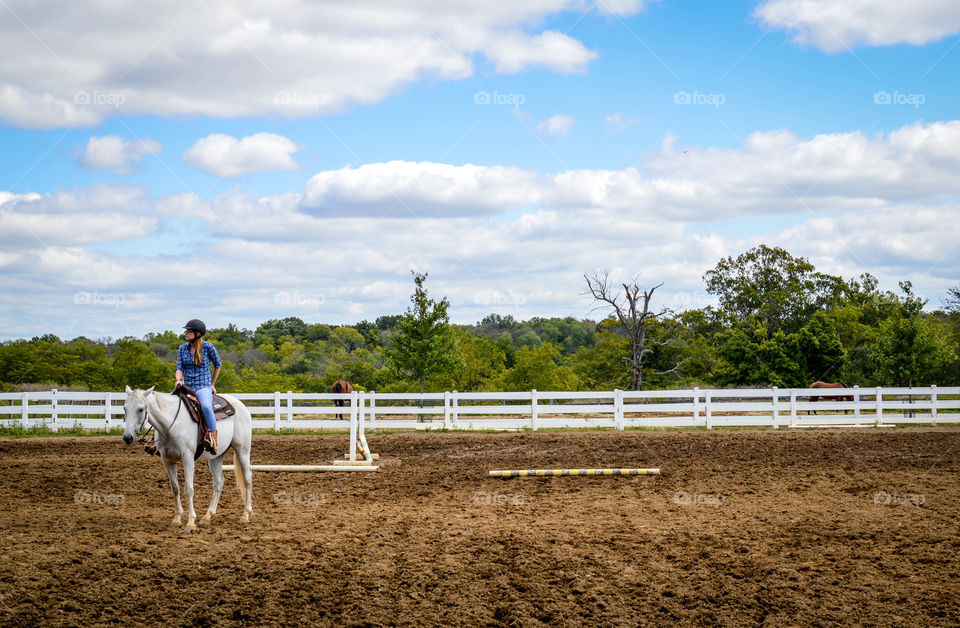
left=809, top=381, right=853, bottom=414
left=332, top=379, right=354, bottom=419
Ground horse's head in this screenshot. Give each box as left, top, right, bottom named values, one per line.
left=122, top=385, right=155, bottom=445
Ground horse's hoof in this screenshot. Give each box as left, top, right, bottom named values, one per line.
left=170, top=517, right=182, bottom=527
left=201, top=513, right=212, bottom=524
left=241, top=512, right=250, bottom=522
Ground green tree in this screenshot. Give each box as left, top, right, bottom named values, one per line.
left=304, top=323, right=332, bottom=342
left=712, top=312, right=846, bottom=388
left=109, top=340, right=173, bottom=389
left=500, top=342, right=578, bottom=391
left=704, top=245, right=846, bottom=338
left=330, top=326, right=365, bottom=352
left=877, top=283, right=955, bottom=386
left=571, top=324, right=631, bottom=390
left=449, top=328, right=507, bottom=391
left=945, top=285, right=960, bottom=313
left=386, top=272, right=462, bottom=393
left=254, top=317, right=307, bottom=348
left=206, top=323, right=251, bottom=347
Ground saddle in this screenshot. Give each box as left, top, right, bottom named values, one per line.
left=173, top=383, right=236, bottom=422
left=172, top=383, right=236, bottom=458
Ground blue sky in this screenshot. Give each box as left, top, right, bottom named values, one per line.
left=1, top=0, right=959, bottom=340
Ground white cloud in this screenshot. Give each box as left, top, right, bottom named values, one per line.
left=757, top=0, right=960, bottom=52
left=538, top=114, right=575, bottom=137
left=0, top=84, right=100, bottom=129
left=0, top=1, right=633, bottom=128
left=0, top=185, right=155, bottom=249
left=183, top=133, right=302, bottom=178
left=3, top=119, right=960, bottom=338
left=604, top=112, right=643, bottom=132
left=481, top=31, right=597, bottom=74
left=302, top=161, right=540, bottom=217
left=78, top=135, right=162, bottom=175
left=595, top=0, right=659, bottom=15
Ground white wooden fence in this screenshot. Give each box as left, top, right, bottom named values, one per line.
left=1, top=386, right=958, bottom=431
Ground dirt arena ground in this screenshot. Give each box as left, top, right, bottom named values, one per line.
left=1, top=428, right=959, bottom=626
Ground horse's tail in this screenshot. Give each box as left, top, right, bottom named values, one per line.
left=233, top=450, right=246, bottom=503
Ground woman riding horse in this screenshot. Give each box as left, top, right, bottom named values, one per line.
left=176, top=319, right=222, bottom=453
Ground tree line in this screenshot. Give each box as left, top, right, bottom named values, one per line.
left=1, top=246, right=957, bottom=393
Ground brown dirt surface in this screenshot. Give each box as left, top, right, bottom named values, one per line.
left=1, top=428, right=959, bottom=627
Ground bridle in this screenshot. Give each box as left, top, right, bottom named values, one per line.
left=134, top=392, right=183, bottom=446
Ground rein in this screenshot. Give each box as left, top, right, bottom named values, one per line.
left=137, top=395, right=183, bottom=447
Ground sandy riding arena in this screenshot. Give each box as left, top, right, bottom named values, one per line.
left=2, top=429, right=959, bottom=626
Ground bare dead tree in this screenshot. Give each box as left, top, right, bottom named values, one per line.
left=583, top=269, right=678, bottom=390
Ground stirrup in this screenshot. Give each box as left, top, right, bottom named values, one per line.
left=144, top=444, right=159, bottom=456
left=205, top=430, right=218, bottom=455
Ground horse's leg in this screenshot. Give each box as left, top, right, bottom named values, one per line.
left=202, top=455, right=225, bottom=524
left=234, top=440, right=254, bottom=522
left=164, top=459, right=183, bottom=527
left=182, top=455, right=198, bottom=532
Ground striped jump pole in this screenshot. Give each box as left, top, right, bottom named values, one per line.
left=489, top=468, right=660, bottom=478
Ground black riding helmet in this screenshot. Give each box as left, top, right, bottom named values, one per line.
left=184, top=319, right=206, bottom=335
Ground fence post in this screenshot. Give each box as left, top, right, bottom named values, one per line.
left=51, top=389, right=58, bottom=433
left=789, top=389, right=797, bottom=427
left=705, top=390, right=712, bottom=430
left=531, top=389, right=539, bottom=431
left=875, top=386, right=883, bottom=427
left=614, top=389, right=624, bottom=430
left=853, top=385, right=861, bottom=422
left=693, top=387, right=700, bottom=426
left=931, top=385, right=938, bottom=427
left=772, top=387, right=779, bottom=429
left=273, top=391, right=281, bottom=431
left=444, top=391, right=451, bottom=429
left=21, top=391, right=29, bottom=429
left=349, top=390, right=359, bottom=461
left=287, top=390, right=294, bottom=426
left=452, top=391, right=459, bottom=427
left=103, top=392, right=113, bottom=432
left=369, top=391, right=377, bottom=431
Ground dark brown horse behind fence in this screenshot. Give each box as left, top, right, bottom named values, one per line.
left=809, top=381, right=853, bottom=414
left=332, top=379, right=354, bottom=419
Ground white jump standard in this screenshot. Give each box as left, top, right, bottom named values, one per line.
left=225, top=390, right=380, bottom=473
left=489, top=468, right=660, bottom=478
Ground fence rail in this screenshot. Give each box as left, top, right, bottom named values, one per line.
left=1, top=386, right=958, bottom=431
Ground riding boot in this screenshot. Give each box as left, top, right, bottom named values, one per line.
left=207, top=429, right=218, bottom=455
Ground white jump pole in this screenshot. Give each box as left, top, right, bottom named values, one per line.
left=223, top=464, right=379, bottom=473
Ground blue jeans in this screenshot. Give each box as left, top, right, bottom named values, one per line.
left=195, top=386, right=217, bottom=432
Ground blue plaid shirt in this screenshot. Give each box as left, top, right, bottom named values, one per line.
left=176, top=341, right=222, bottom=389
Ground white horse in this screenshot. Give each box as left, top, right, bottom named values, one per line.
left=122, top=385, right=253, bottom=531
